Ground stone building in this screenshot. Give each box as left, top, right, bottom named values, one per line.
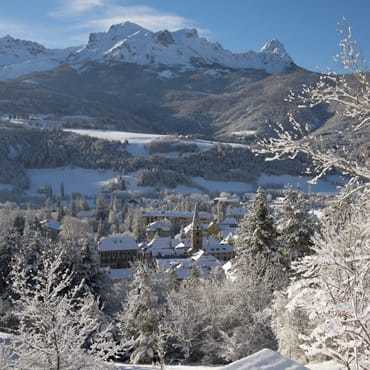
left=98, top=234, right=138, bottom=269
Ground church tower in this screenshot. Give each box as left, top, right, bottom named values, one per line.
left=191, top=203, right=203, bottom=252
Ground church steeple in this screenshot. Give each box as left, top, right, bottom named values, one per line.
left=191, top=203, right=203, bottom=252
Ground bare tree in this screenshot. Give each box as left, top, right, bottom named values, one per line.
left=5, top=250, right=118, bottom=370
left=258, top=21, right=370, bottom=184
left=278, top=193, right=370, bottom=369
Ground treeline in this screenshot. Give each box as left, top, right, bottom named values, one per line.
left=0, top=125, right=314, bottom=192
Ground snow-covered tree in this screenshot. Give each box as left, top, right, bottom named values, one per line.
left=278, top=189, right=317, bottom=265
left=258, top=21, right=370, bottom=184
left=278, top=194, right=370, bottom=369
left=235, top=188, right=280, bottom=273
left=119, top=263, right=162, bottom=364
left=5, top=250, right=119, bottom=370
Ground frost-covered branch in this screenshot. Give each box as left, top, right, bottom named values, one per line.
left=257, top=20, right=370, bottom=183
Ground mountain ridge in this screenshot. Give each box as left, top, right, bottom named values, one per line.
left=0, top=21, right=294, bottom=80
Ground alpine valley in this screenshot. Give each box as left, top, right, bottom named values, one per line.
left=0, top=22, right=355, bottom=195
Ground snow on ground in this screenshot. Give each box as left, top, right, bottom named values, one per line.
left=307, top=362, right=343, bottom=370
left=222, top=349, right=308, bottom=370
left=115, top=349, right=309, bottom=370
left=64, top=129, right=243, bottom=157
left=257, top=174, right=345, bottom=193
left=192, top=175, right=343, bottom=194
left=192, top=177, right=254, bottom=193
left=115, top=365, right=219, bottom=370
left=65, top=129, right=168, bottom=156
left=21, top=168, right=343, bottom=198
left=27, top=167, right=117, bottom=196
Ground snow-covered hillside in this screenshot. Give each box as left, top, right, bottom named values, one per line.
left=70, top=22, right=293, bottom=73
left=0, top=22, right=294, bottom=79
left=0, top=35, right=77, bottom=80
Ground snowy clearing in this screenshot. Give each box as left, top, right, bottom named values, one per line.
left=257, top=174, right=345, bottom=193
left=192, top=177, right=254, bottom=193
left=64, top=129, right=244, bottom=157
left=26, top=167, right=117, bottom=196
left=65, top=129, right=168, bottom=156
left=16, top=168, right=344, bottom=198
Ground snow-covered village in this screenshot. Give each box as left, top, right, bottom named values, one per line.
left=1, top=1, right=370, bottom=369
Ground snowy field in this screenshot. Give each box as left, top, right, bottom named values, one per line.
left=0, top=167, right=345, bottom=198
left=65, top=129, right=168, bottom=156
left=26, top=168, right=117, bottom=196
left=257, top=174, right=345, bottom=193
left=64, top=129, right=238, bottom=156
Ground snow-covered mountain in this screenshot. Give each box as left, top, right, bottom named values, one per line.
left=71, top=22, right=294, bottom=73
left=0, top=22, right=294, bottom=80
left=0, top=35, right=77, bottom=80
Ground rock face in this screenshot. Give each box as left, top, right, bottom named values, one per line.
left=0, top=21, right=294, bottom=80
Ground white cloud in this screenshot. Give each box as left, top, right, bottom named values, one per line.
left=47, top=2, right=211, bottom=47
left=51, top=0, right=106, bottom=18
left=76, top=4, right=197, bottom=32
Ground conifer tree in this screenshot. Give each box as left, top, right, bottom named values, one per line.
left=235, top=188, right=279, bottom=271
left=120, top=263, right=161, bottom=364
left=278, top=189, right=317, bottom=265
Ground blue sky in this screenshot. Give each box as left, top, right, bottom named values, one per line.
left=1, top=0, right=369, bottom=71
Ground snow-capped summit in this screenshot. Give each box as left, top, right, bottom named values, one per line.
left=71, top=22, right=295, bottom=73
left=0, top=35, right=79, bottom=80
left=0, top=22, right=294, bottom=80
left=0, top=35, right=48, bottom=66
left=260, top=39, right=291, bottom=61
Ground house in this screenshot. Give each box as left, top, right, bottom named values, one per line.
left=98, top=234, right=138, bottom=269
left=225, top=206, right=247, bottom=222
left=191, top=250, right=222, bottom=275
left=203, top=237, right=235, bottom=261
left=145, top=236, right=177, bottom=258
left=146, top=219, right=172, bottom=239
left=219, top=216, right=240, bottom=239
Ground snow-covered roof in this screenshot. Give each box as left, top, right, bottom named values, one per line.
left=146, top=236, right=176, bottom=257
left=143, top=210, right=212, bottom=221
left=184, top=222, right=209, bottom=234
left=174, top=241, right=187, bottom=250
left=192, top=250, right=222, bottom=269
left=98, top=234, right=138, bottom=252
left=146, top=219, right=172, bottom=232
left=214, top=195, right=240, bottom=203
left=156, top=258, right=192, bottom=271
left=220, top=227, right=240, bottom=239
left=203, top=237, right=234, bottom=253
left=222, top=233, right=238, bottom=244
